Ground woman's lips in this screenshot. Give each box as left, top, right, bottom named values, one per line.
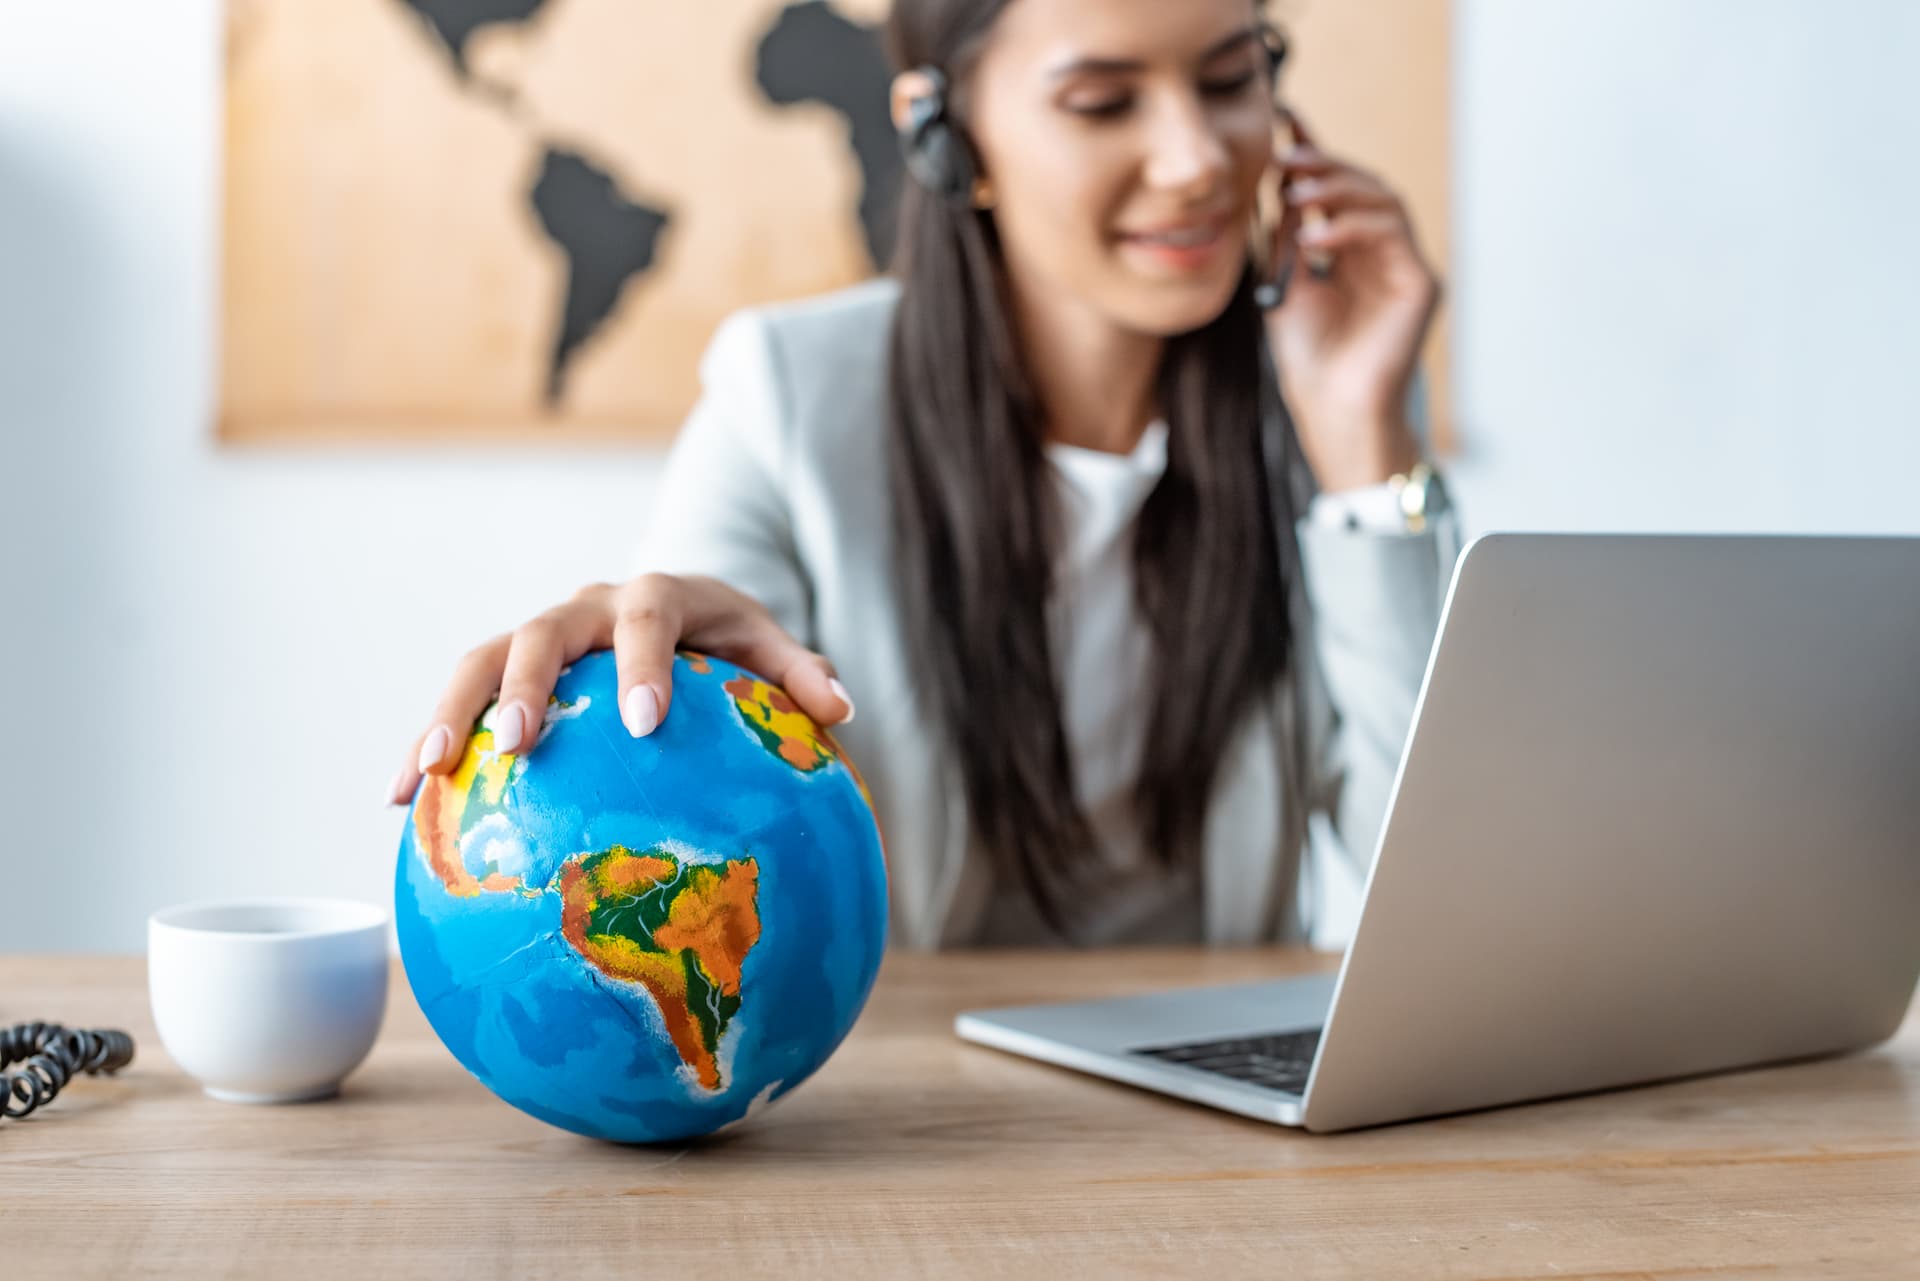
left=1115, top=214, right=1234, bottom=273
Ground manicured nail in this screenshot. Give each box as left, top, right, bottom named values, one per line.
left=494, top=702, right=526, bottom=754
left=828, top=678, right=856, bottom=725
left=417, top=725, right=452, bottom=772
left=624, top=684, right=660, bottom=738
left=387, top=768, right=415, bottom=807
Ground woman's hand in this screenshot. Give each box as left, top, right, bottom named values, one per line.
left=1259, top=110, right=1442, bottom=493
left=386, top=574, right=854, bottom=806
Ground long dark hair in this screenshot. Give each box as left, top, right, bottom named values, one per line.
left=885, top=0, right=1295, bottom=938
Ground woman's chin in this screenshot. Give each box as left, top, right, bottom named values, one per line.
left=1112, top=275, right=1246, bottom=337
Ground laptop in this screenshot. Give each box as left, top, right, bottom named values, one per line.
left=956, top=533, right=1920, bottom=1132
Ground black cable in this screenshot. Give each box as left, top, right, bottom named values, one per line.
left=1, top=1022, right=136, bottom=1123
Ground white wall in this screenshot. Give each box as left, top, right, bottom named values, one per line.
left=1448, top=0, right=1920, bottom=531
left=3, top=1, right=1917, bottom=953
left=1, top=1, right=664, bottom=954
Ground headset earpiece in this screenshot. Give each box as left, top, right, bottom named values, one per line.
left=1259, top=23, right=1289, bottom=89
left=898, top=65, right=980, bottom=205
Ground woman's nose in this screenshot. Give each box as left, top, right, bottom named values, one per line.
left=1140, top=95, right=1232, bottom=195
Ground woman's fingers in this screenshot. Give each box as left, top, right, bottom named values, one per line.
left=1266, top=131, right=1399, bottom=281
left=1299, top=208, right=1410, bottom=254
left=1275, top=151, right=1338, bottom=185
left=1273, top=139, right=1337, bottom=178
left=388, top=750, right=427, bottom=806
left=611, top=574, right=688, bottom=737
left=389, top=631, right=514, bottom=806
left=675, top=576, right=856, bottom=730
left=1272, top=112, right=1388, bottom=201
left=1279, top=105, right=1319, bottom=151
left=392, top=573, right=851, bottom=812
left=494, top=593, right=610, bottom=755
left=610, top=574, right=852, bottom=736
left=743, top=635, right=856, bottom=730
left=391, top=588, right=616, bottom=807
left=1283, top=171, right=1399, bottom=216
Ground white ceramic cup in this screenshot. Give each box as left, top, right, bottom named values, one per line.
left=147, top=897, right=390, bottom=1104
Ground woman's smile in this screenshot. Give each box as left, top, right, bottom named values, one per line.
left=1113, top=209, right=1237, bottom=274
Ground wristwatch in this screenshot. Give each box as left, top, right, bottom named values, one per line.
left=1388, top=461, right=1451, bottom=534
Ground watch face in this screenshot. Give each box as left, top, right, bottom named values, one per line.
left=1396, top=464, right=1450, bottom=532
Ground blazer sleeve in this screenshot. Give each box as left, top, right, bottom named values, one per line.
left=1292, top=378, right=1461, bottom=895
left=628, top=310, right=815, bottom=646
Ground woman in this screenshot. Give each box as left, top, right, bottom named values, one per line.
left=388, top=0, right=1456, bottom=951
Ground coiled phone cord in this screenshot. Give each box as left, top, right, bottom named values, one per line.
left=1, top=1022, right=136, bottom=1123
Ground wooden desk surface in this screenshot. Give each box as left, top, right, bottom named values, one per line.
left=4, top=950, right=1917, bottom=1279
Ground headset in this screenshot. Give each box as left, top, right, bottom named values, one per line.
left=895, top=23, right=1291, bottom=210
left=897, top=65, right=978, bottom=205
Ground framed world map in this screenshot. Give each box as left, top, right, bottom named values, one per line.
left=218, top=0, right=1450, bottom=446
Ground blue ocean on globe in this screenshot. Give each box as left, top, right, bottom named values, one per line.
left=394, top=648, right=888, bottom=1143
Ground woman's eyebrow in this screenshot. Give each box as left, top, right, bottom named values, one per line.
left=1045, top=27, right=1259, bottom=80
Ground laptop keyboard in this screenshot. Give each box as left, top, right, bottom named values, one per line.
left=1133, top=1028, right=1323, bottom=1094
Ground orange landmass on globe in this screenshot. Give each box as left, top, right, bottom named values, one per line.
left=413, top=722, right=524, bottom=897
left=720, top=670, right=877, bottom=821
left=724, top=675, right=838, bottom=772
left=556, top=847, right=761, bottom=1091
left=652, top=862, right=761, bottom=994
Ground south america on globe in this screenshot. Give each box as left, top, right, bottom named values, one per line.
left=395, top=649, right=888, bottom=1143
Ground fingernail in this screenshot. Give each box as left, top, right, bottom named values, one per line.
left=828, top=678, right=856, bottom=725
left=624, top=684, right=660, bottom=738
left=388, top=768, right=415, bottom=807
left=494, top=702, right=526, bottom=754
left=417, top=725, right=452, bottom=773
left=1284, top=180, right=1318, bottom=201
left=1300, top=220, right=1333, bottom=242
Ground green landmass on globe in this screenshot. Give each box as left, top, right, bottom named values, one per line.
left=557, top=846, right=760, bottom=1092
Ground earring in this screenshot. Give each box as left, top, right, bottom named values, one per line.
left=970, top=177, right=995, bottom=210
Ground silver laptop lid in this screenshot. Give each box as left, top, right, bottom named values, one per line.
left=1304, top=533, right=1920, bottom=1132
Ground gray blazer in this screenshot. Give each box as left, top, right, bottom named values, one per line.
left=635, top=279, right=1455, bottom=950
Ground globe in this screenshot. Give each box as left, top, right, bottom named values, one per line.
left=394, top=648, right=888, bottom=1143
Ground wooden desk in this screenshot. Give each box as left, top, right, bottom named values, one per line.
left=4, top=950, right=1917, bottom=1279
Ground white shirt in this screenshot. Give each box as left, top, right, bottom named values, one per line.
left=971, top=420, right=1413, bottom=945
